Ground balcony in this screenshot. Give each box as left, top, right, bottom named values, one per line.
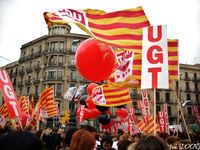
left=26, top=67, right=33, bottom=73
left=69, top=76, right=77, bottom=82
left=33, top=78, right=40, bottom=84
left=17, top=81, right=24, bottom=87
left=18, top=69, right=25, bottom=76
left=19, top=57, right=27, bottom=63
left=46, top=76, right=63, bottom=81
left=12, top=71, right=18, bottom=77
left=68, top=63, right=76, bottom=68
left=25, top=80, right=32, bottom=85
left=80, top=78, right=90, bottom=83
left=34, top=64, right=41, bottom=71
left=185, top=88, right=192, bottom=93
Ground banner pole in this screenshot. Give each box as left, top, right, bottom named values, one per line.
left=170, top=80, right=191, bottom=142
left=153, top=88, right=157, bottom=135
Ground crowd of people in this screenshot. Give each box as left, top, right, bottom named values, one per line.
left=0, top=124, right=199, bottom=150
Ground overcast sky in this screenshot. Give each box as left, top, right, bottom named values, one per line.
left=0, top=0, right=200, bottom=66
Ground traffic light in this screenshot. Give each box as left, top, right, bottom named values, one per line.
left=65, top=110, right=70, bottom=123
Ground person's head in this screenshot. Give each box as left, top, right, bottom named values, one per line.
left=65, top=127, right=78, bottom=148
left=80, top=125, right=98, bottom=139
left=69, top=129, right=96, bottom=150
left=134, top=135, right=169, bottom=150
left=117, top=139, right=132, bottom=150
left=0, top=130, right=42, bottom=150
left=100, top=134, right=113, bottom=150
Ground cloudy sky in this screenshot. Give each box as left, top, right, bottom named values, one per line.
left=0, top=0, right=200, bottom=66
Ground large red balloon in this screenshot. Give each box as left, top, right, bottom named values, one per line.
left=75, top=38, right=115, bottom=82
left=87, top=83, right=98, bottom=96
left=86, top=97, right=96, bottom=110
left=116, top=108, right=128, bottom=119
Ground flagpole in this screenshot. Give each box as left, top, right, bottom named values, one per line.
left=170, top=80, right=191, bottom=142
left=125, top=104, right=137, bottom=133
left=153, top=88, right=157, bottom=136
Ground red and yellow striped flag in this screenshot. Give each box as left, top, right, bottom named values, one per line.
left=0, top=103, right=10, bottom=118
left=43, top=6, right=150, bottom=52
left=136, top=115, right=160, bottom=134
left=46, top=102, right=59, bottom=118
left=168, top=39, right=179, bottom=80
left=91, top=84, right=131, bottom=107
left=33, top=86, right=57, bottom=119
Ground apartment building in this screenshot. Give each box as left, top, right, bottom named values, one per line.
left=0, top=24, right=199, bottom=129
left=1, top=24, right=90, bottom=126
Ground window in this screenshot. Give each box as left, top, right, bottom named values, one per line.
left=195, top=83, right=198, bottom=92
left=185, top=82, right=189, bottom=92
left=166, top=92, right=170, bottom=102
left=39, top=45, right=42, bottom=54
left=50, top=42, right=56, bottom=51
left=168, top=106, right=172, bottom=116
left=60, top=42, right=64, bottom=51
left=187, top=107, right=192, bottom=115
left=60, top=27, right=65, bottom=34
left=35, top=85, right=39, bottom=97
left=57, top=71, right=62, bottom=80
left=70, top=57, right=75, bottom=65
left=156, top=92, right=160, bottom=101
left=37, top=61, right=40, bottom=66
left=70, top=70, right=77, bottom=80
left=176, top=81, right=179, bottom=91
left=196, top=95, right=199, bottom=104
left=71, top=41, right=80, bottom=52
left=48, top=71, right=56, bottom=79
left=55, top=42, right=59, bottom=51
left=69, top=84, right=76, bottom=87
left=186, top=94, right=191, bottom=100
left=28, top=76, right=31, bottom=82
left=58, top=56, right=63, bottom=65
left=27, top=87, right=30, bottom=94
left=194, top=73, right=197, bottom=80
left=56, top=83, right=62, bottom=97
left=36, top=72, right=39, bottom=78
left=31, top=48, right=34, bottom=55
left=156, top=106, right=161, bottom=114
left=185, top=72, right=188, bottom=79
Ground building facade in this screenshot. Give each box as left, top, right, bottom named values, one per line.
left=0, top=24, right=200, bottom=129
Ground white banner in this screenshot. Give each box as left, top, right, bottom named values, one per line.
left=114, top=50, right=134, bottom=82
left=141, top=25, right=169, bottom=89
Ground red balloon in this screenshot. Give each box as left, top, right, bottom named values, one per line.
left=86, top=97, right=96, bottom=110
left=75, top=38, right=115, bottom=82
left=87, top=83, right=98, bottom=96
left=91, top=108, right=101, bottom=118
left=116, top=108, right=128, bottom=119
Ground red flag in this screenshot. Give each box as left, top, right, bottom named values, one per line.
left=0, top=69, right=22, bottom=117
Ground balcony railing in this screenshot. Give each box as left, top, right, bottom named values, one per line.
left=18, top=69, right=25, bottom=75
left=34, top=64, right=41, bottom=71
left=33, top=78, right=40, bottom=84
left=26, top=67, right=33, bottom=73
left=17, top=82, right=24, bottom=87
left=25, top=80, right=31, bottom=85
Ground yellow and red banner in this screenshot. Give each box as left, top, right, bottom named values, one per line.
left=92, top=84, right=131, bottom=107
left=44, top=6, right=150, bottom=52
